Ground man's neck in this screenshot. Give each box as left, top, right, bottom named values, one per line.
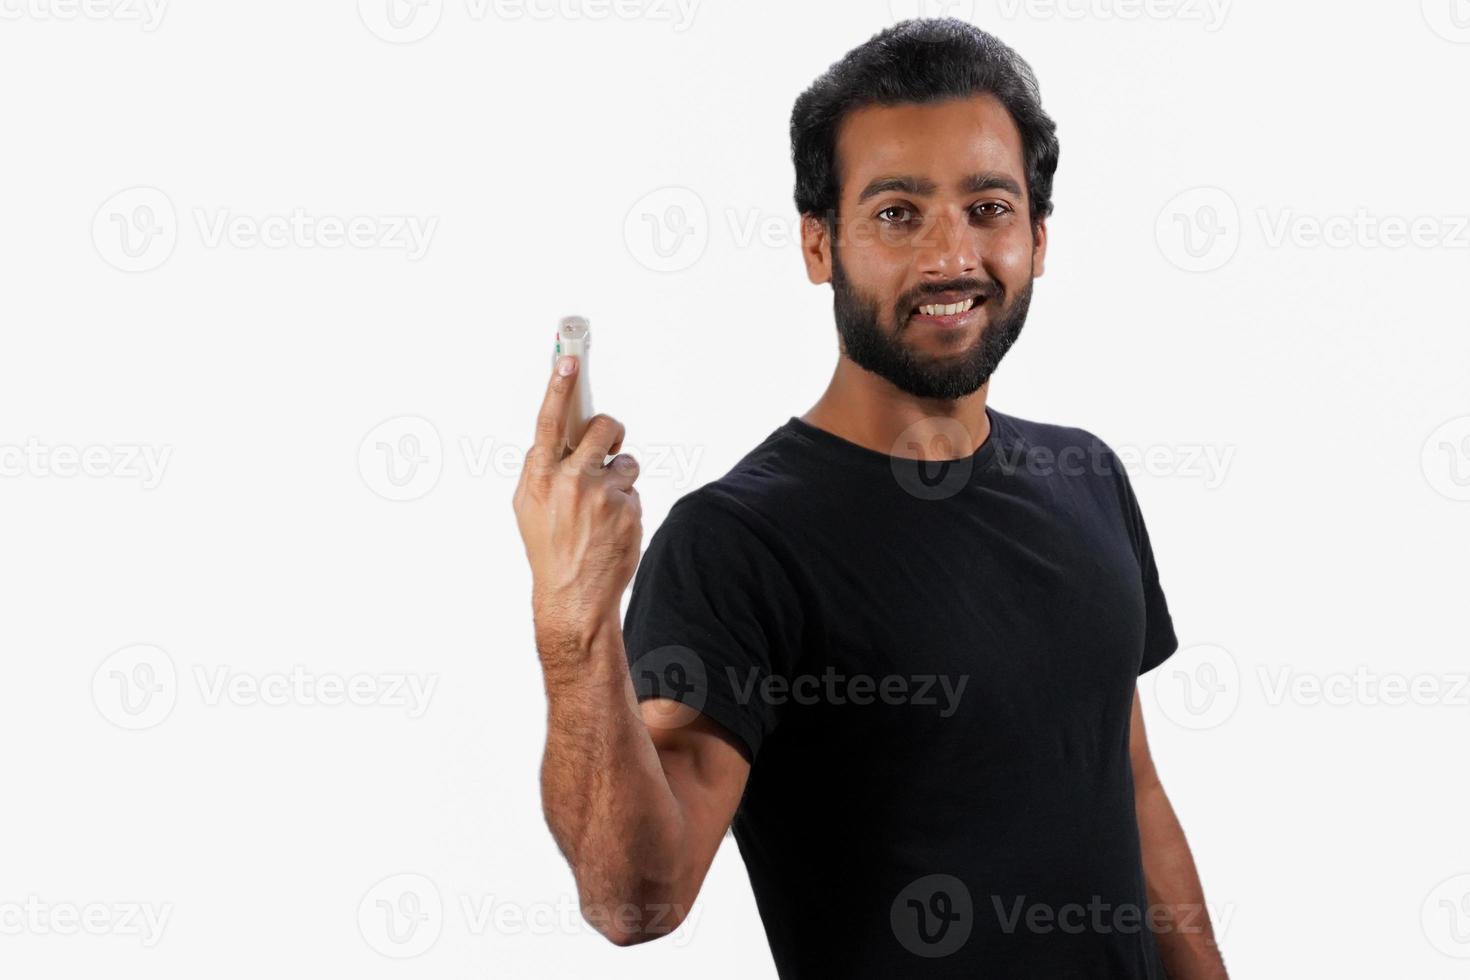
left=800, top=359, right=992, bottom=460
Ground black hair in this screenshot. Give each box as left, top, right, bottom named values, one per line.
left=789, top=18, right=1059, bottom=229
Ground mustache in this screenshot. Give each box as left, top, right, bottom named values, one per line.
left=899, top=279, right=1003, bottom=315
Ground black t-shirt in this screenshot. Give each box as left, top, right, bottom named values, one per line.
left=622, top=405, right=1180, bottom=978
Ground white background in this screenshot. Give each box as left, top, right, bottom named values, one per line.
left=2, top=0, right=1468, bottom=976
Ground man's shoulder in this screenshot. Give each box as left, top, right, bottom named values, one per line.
left=664, top=421, right=813, bottom=539
left=990, top=407, right=1128, bottom=482
left=992, top=405, right=1114, bottom=453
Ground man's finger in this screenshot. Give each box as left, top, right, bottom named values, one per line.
left=604, top=453, right=640, bottom=493
left=528, top=354, right=578, bottom=481
left=566, top=414, right=625, bottom=475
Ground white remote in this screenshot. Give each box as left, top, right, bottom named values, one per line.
left=552, top=315, right=593, bottom=451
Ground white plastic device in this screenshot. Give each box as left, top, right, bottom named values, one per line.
left=552, top=315, right=593, bottom=451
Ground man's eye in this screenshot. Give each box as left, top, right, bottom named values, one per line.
left=973, top=202, right=1011, bottom=219
left=876, top=205, right=915, bottom=224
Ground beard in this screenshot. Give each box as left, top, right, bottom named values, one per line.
left=831, top=242, right=1033, bottom=401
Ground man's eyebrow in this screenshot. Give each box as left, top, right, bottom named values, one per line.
left=856, top=175, right=936, bottom=204
left=962, top=172, right=1025, bottom=197
left=855, top=172, right=1024, bottom=204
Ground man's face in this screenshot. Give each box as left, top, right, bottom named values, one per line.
left=806, top=93, right=1047, bottom=401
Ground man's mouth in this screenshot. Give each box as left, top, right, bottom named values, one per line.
left=909, top=291, right=988, bottom=326
left=915, top=296, right=981, bottom=316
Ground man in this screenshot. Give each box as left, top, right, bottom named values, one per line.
left=513, top=17, right=1228, bottom=979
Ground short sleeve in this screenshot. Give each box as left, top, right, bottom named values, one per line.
left=1116, top=465, right=1179, bottom=675
left=622, top=489, right=804, bottom=761
left=1085, top=435, right=1179, bottom=677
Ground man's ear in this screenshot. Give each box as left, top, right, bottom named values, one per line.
left=800, top=213, right=832, bottom=285
left=1032, top=218, right=1048, bottom=278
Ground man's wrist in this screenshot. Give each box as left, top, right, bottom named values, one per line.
left=538, top=611, right=627, bottom=691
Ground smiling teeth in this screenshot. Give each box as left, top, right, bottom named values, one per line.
left=918, top=298, right=976, bottom=316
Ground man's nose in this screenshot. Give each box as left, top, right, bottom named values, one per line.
left=915, top=208, right=980, bottom=279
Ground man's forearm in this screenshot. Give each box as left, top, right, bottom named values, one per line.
left=538, top=622, right=691, bottom=944
left=1136, top=780, right=1229, bottom=979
